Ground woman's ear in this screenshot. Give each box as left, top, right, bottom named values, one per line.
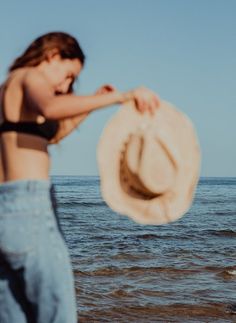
left=45, top=49, right=60, bottom=62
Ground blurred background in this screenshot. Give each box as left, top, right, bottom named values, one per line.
left=0, top=0, right=235, bottom=176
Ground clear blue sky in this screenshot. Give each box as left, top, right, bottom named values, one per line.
left=0, top=0, right=235, bottom=177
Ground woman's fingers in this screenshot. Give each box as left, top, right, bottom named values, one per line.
left=143, top=100, right=150, bottom=114
left=107, top=85, right=115, bottom=91
left=102, top=84, right=116, bottom=92
left=151, top=97, right=158, bottom=115
left=134, top=96, right=144, bottom=114
left=133, top=87, right=161, bottom=116
left=95, top=84, right=117, bottom=95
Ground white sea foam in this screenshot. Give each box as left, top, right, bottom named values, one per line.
left=227, top=270, right=236, bottom=275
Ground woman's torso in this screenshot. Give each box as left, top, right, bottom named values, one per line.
left=0, top=68, right=52, bottom=183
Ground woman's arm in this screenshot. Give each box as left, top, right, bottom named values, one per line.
left=48, top=112, right=90, bottom=144
left=23, top=70, right=131, bottom=120
left=48, top=84, right=124, bottom=144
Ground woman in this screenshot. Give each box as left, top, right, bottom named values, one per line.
left=0, top=31, right=159, bottom=323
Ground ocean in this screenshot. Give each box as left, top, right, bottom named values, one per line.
left=51, top=176, right=236, bottom=323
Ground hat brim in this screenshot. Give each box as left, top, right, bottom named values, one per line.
left=97, top=100, right=201, bottom=225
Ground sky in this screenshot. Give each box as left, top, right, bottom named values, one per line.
left=0, top=0, right=235, bottom=177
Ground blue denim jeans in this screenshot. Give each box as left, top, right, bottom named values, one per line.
left=0, top=179, right=77, bottom=323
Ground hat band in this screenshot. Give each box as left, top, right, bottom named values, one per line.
left=120, top=148, right=160, bottom=200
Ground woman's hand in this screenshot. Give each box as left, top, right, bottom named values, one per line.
left=94, top=84, right=160, bottom=116
left=123, top=86, right=161, bottom=116
left=94, top=84, right=117, bottom=95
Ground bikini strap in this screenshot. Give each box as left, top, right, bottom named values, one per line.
left=0, top=74, right=18, bottom=122
left=0, top=83, right=7, bottom=122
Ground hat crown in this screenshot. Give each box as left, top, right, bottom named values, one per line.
left=120, top=124, right=177, bottom=199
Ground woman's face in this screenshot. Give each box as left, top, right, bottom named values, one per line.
left=41, top=53, right=83, bottom=94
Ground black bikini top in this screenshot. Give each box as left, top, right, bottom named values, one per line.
left=0, top=119, right=59, bottom=141
left=0, top=82, right=59, bottom=141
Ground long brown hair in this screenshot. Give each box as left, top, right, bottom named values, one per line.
left=9, top=31, right=86, bottom=93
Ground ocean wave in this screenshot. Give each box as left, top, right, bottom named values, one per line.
left=74, top=265, right=200, bottom=277
left=198, top=229, right=236, bottom=238
left=59, top=200, right=105, bottom=208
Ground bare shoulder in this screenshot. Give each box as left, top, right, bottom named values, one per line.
left=22, top=68, right=54, bottom=102
left=21, top=68, right=54, bottom=116
left=0, top=83, right=4, bottom=123
left=0, top=69, right=32, bottom=97
left=22, top=68, right=51, bottom=90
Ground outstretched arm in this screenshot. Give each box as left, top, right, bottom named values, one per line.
left=23, top=70, right=130, bottom=120
left=48, top=84, right=126, bottom=144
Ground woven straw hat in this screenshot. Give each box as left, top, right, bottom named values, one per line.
left=97, top=99, right=201, bottom=225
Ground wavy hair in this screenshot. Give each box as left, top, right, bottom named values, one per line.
left=9, top=31, right=86, bottom=93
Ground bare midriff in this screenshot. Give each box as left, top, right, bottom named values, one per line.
left=0, top=132, right=50, bottom=183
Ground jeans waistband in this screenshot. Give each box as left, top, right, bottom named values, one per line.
left=0, top=179, right=52, bottom=193
left=0, top=179, right=55, bottom=215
